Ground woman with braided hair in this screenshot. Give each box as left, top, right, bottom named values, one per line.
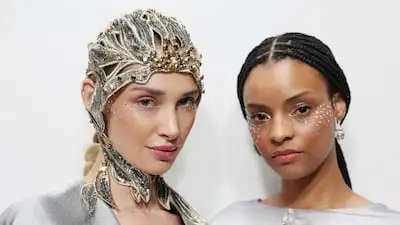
left=212, top=32, right=400, bottom=224
left=0, top=9, right=207, bottom=225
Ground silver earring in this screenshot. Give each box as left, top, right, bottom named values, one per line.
left=335, top=119, right=345, bottom=140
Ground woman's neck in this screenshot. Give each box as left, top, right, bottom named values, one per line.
left=273, top=150, right=355, bottom=209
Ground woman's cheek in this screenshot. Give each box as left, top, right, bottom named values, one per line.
left=248, top=122, right=263, bottom=145
left=248, top=122, right=270, bottom=154
left=293, top=103, right=334, bottom=137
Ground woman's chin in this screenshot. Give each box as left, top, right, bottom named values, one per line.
left=139, top=160, right=175, bottom=176
left=273, top=166, right=309, bottom=181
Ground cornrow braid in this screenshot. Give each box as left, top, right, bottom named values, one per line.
left=237, top=32, right=352, bottom=189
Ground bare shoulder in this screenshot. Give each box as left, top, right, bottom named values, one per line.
left=260, top=195, right=280, bottom=206
left=348, top=192, right=372, bottom=207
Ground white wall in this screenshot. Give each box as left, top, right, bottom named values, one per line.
left=1, top=0, right=399, bottom=221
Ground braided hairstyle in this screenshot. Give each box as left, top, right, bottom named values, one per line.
left=237, top=32, right=352, bottom=189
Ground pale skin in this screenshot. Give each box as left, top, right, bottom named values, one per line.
left=81, top=71, right=200, bottom=225
left=243, top=59, right=370, bottom=209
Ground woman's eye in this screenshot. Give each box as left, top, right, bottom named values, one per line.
left=294, top=106, right=311, bottom=115
left=249, top=113, right=270, bottom=121
left=138, top=98, right=156, bottom=108
left=177, top=97, right=196, bottom=107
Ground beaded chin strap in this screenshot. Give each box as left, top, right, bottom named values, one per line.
left=80, top=9, right=207, bottom=225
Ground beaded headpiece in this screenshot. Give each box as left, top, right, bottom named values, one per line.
left=86, top=9, right=203, bottom=135
left=81, top=9, right=207, bottom=225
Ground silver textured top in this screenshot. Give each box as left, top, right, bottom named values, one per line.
left=0, top=181, right=200, bottom=225
left=211, top=200, right=400, bottom=225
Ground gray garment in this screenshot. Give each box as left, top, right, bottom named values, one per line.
left=211, top=200, right=400, bottom=225
left=0, top=181, right=191, bottom=225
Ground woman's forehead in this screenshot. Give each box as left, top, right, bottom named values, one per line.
left=244, top=60, right=328, bottom=96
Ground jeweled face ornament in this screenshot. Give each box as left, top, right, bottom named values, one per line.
left=79, top=9, right=207, bottom=225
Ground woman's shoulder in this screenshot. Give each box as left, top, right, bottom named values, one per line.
left=360, top=203, right=400, bottom=217
left=210, top=200, right=266, bottom=225
left=210, top=200, right=400, bottom=225
left=0, top=181, right=86, bottom=225
left=0, top=196, right=48, bottom=225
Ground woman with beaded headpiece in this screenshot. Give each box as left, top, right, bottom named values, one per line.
left=211, top=32, right=400, bottom=225
left=0, top=9, right=208, bottom=225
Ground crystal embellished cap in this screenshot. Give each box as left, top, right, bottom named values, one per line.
left=85, top=9, right=203, bottom=135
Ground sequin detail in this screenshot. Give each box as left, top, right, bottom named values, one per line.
left=82, top=9, right=207, bottom=224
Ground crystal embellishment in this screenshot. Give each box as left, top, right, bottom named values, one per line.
left=281, top=209, right=306, bottom=225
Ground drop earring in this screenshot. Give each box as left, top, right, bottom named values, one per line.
left=335, top=118, right=345, bottom=140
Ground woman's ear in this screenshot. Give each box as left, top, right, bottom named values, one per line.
left=81, top=78, right=95, bottom=110
left=333, top=93, right=347, bottom=122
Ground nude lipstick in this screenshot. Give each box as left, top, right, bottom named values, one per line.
left=271, top=149, right=303, bottom=164
left=148, top=145, right=178, bottom=161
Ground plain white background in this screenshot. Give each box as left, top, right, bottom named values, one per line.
left=1, top=0, right=399, bottom=221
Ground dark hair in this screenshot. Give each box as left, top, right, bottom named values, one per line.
left=236, top=32, right=352, bottom=189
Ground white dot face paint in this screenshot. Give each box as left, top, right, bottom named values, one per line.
left=290, top=103, right=334, bottom=136
left=245, top=102, right=335, bottom=145
left=183, top=104, right=198, bottom=112
left=248, top=120, right=263, bottom=145
left=241, top=58, right=346, bottom=181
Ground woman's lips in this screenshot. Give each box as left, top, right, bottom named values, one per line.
left=147, top=145, right=178, bottom=161
left=271, top=149, right=304, bottom=164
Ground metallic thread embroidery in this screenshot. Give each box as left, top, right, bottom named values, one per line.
left=80, top=9, right=207, bottom=225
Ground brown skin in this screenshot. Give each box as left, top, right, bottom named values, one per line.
left=81, top=71, right=200, bottom=225
left=243, top=59, right=369, bottom=209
